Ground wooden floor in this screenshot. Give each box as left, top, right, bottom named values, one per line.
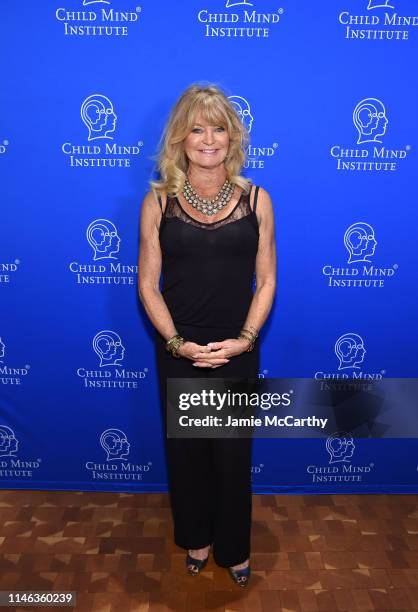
left=0, top=491, right=417, bottom=611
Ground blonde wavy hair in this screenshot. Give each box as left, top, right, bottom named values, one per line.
left=150, top=83, right=251, bottom=196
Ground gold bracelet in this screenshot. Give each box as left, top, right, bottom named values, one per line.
left=238, top=332, right=256, bottom=352
left=240, top=330, right=257, bottom=343
left=238, top=326, right=258, bottom=352
left=165, top=334, right=185, bottom=359
left=238, top=331, right=253, bottom=343
left=242, top=326, right=258, bottom=339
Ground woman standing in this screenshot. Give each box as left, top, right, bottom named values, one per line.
left=138, top=84, right=276, bottom=586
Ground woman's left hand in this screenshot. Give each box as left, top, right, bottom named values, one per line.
left=192, top=338, right=250, bottom=368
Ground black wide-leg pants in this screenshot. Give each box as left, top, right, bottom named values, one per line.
left=155, top=324, right=259, bottom=568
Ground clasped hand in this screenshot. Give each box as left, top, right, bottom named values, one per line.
left=178, top=338, right=250, bottom=368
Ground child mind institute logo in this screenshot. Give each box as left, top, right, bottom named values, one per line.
left=330, top=97, right=410, bottom=172
left=68, top=219, right=138, bottom=285
left=314, top=333, right=385, bottom=380
left=0, top=426, right=43, bottom=480
left=87, top=219, right=120, bottom=258
left=76, top=330, right=148, bottom=390
left=82, top=95, right=117, bottom=141
left=197, top=0, right=285, bottom=39
left=338, top=0, right=418, bottom=41
left=0, top=337, right=31, bottom=386
left=306, top=432, right=375, bottom=484
left=61, top=94, right=143, bottom=168
left=94, top=330, right=125, bottom=366
left=84, top=428, right=152, bottom=481
left=55, top=0, right=142, bottom=37
left=228, top=95, right=278, bottom=170
left=322, top=222, right=399, bottom=288
left=353, top=98, right=388, bottom=144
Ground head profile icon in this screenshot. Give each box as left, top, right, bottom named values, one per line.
left=326, top=432, right=355, bottom=464
left=353, top=98, right=388, bottom=144
left=81, top=94, right=117, bottom=141
left=93, top=330, right=125, bottom=367
left=226, top=0, right=253, bottom=6
left=100, top=428, right=130, bottom=461
left=335, top=333, right=366, bottom=371
left=86, top=219, right=121, bottom=261
left=0, top=426, right=19, bottom=457
left=0, top=337, right=5, bottom=361
left=344, top=222, right=377, bottom=264
left=228, top=95, right=254, bottom=133
left=367, top=0, right=394, bottom=9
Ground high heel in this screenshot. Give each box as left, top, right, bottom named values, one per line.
left=186, top=552, right=209, bottom=576
left=228, top=564, right=251, bottom=587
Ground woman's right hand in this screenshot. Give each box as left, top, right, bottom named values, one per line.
left=177, top=341, right=230, bottom=368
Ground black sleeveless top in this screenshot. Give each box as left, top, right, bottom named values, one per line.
left=158, top=186, right=260, bottom=329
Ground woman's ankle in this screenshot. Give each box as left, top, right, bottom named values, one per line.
left=188, top=545, right=210, bottom=560
left=231, top=558, right=249, bottom=571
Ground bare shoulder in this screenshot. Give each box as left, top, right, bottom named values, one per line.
left=141, top=189, right=161, bottom=209
left=257, top=186, right=272, bottom=206
left=142, top=188, right=168, bottom=212
left=140, top=189, right=164, bottom=232
left=255, top=186, right=274, bottom=224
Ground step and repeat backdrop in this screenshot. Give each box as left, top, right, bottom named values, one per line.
left=1, top=0, right=418, bottom=494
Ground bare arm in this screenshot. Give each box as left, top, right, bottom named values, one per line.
left=137, top=191, right=178, bottom=342
left=242, top=186, right=277, bottom=333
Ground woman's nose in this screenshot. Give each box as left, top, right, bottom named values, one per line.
left=203, top=130, right=215, bottom=144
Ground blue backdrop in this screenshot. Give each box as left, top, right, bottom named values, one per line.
left=1, top=0, right=418, bottom=494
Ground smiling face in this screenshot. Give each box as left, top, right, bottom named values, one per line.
left=183, top=114, right=230, bottom=171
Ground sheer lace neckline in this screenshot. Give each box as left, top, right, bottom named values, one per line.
left=174, top=191, right=244, bottom=226
left=161, top=189, right=253, bottom=231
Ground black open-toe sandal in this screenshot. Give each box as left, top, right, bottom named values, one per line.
left=228, top=564, right=251, bottom=587
left=186, top=552, right=209, bottom=576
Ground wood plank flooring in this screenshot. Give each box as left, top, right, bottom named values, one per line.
left=0, top=491, right=417, bottom=611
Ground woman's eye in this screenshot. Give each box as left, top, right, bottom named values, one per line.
left=191, top=128, right=202, bottom=133
left=216, top=126, right=225, bottom=132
